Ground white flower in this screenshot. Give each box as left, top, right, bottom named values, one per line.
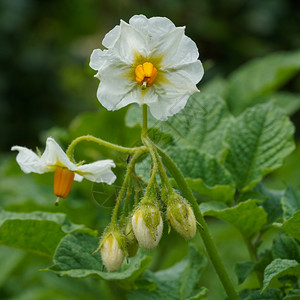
left=90, top=14, right=204, bottom=121
left=11, top=137, right=116, bottom=200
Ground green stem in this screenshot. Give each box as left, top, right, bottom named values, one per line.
left=141, top=137, right=161, bottom=203
left=134, top=181, right=141, bottom=207
left=142, top=105, right=148, bottom=138
left=142, top=137, right=172, bottom=194
left=156, top=147, right=239, bottom=300
left=66, top=135, right=146, bottom=162
left=243, top=234, right=263, bottom=288
left=110, top=150, right=145, bottom=225
left=119, top=177, right=133, bottom=226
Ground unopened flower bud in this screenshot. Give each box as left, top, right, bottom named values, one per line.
left=94, top=228, right=127, bottom=272
left=132, top=204, right=163, bottom=249
left=125, top=219, right=139, bottom=257
left=167, top=194, right=196, bottom=240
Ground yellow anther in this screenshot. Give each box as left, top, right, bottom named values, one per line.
left=135, top=62, right=157, bottom=88
left=142, top=62, right=154, bottom=77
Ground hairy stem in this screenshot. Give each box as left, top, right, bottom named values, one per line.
left=110, top=150, right=146, bottom=225
left=66, top=135, right=146, bottom=162
left=119, top=177, right=133, bottom=227
left=142, top=137, right=172, bottom=194
left=142, top=105, right=148, bottom=138
left=156, top=146, right=239, bottom=300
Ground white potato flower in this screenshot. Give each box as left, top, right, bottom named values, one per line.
left=90, top=14, right=204, bottom=121
left=11, top=137, right=116, bottom=201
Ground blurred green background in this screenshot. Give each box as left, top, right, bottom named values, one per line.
left=1, top=0, right=300, bottom=299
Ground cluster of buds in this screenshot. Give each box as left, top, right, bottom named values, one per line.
left=98, top=186, right=197, bottom=272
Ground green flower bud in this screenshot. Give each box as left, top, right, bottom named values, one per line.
left=94, top=227, right=127, bottom=272
left=167, top=194, right=196, bottom=240
left=125, top=218, right=139, bottom=257
left=132, top=203, right=163, bottom=249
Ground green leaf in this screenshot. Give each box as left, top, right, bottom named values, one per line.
left=272, top=234, right=300, bottom=262
left=254, top=250, right=273, bottom=276
left=0, top=209, right=87, bottom=257
left=0, top=246, right=25, bottom=288
left=185, top=178, right=235, bottom=203
left=168, top=147, right=235, bottom=202
left=201, top=76, right=227, bottom=97
left=224, top=102, right=295, bottom=192
left=127, top=244, right=207, bottom=300
left=283, top=289, right=300, bottom=299
left=239, top=288, right=282, bottom=300
left=276, top=210, right=300, bottom=241
left=225, top=50, right=300, bottom=114
left=126, top=93, right=233, bottom=158
left=235, top=261, right=254, bottom=284
left=269, top=92, right=300, bottom=116
left=238, top=92, right=300, bottom=116
left=262, top=258, right=300, bottom=293
left=272, top=141, right=300, bottom=188
left=200, top=199, right=267, bottom=238
left=256, top=184, right=284, bottom=225
left=281, top=185, right=300, bottom=221
left=46, top=231, right=152, bottom=284
left=127, top=94, right=236, bottom=202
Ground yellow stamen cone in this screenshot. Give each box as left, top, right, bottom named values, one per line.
left=135, top=62, right=157, bottom=88
left=53, top=168, right=75, bottom=199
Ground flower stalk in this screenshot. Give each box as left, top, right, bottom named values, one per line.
left=156, top=146, right=239, bottom=300
left=140, top=106, right=238, bottom=299
left=110, top=149, right=146, bottom=226
left=142, top=105, right=148, bottom=138
left=66, top=134, right=146, bottom=163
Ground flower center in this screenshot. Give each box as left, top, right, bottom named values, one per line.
left=53, top=167, right=75, bottom=201
left=135, top=62, right=157, bottom=89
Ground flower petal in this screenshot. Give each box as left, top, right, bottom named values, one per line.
left=42, top=138, right=77, bottom=171
left=11, top=146, right=50, bottom=174
left=89, top=49, right=111, bottom=71
left=112, top=20, right=148, bottom=64
left=139, top=87, right=159, bottom=105
left=74, top=173, right=84, bottom=182
left=150, top=27, right=185, bottom=63
left=148, top=16, right=176, bottom=36
left=174, top=60, right=204, bottom=85
left=102, top=25, right=120, bottom=48
left=162, top=35, right=201, bottom=68
left=129, top=15, right=176, bottom=44
left=159, top=68, right=199, bottom=95
left=148, top=69, right=199, bottom=120
left=76, top=159, right=116, bottom=184
left=148, top=93, right=191, bottom=121
left=96, top=61, right=137, bottom=110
